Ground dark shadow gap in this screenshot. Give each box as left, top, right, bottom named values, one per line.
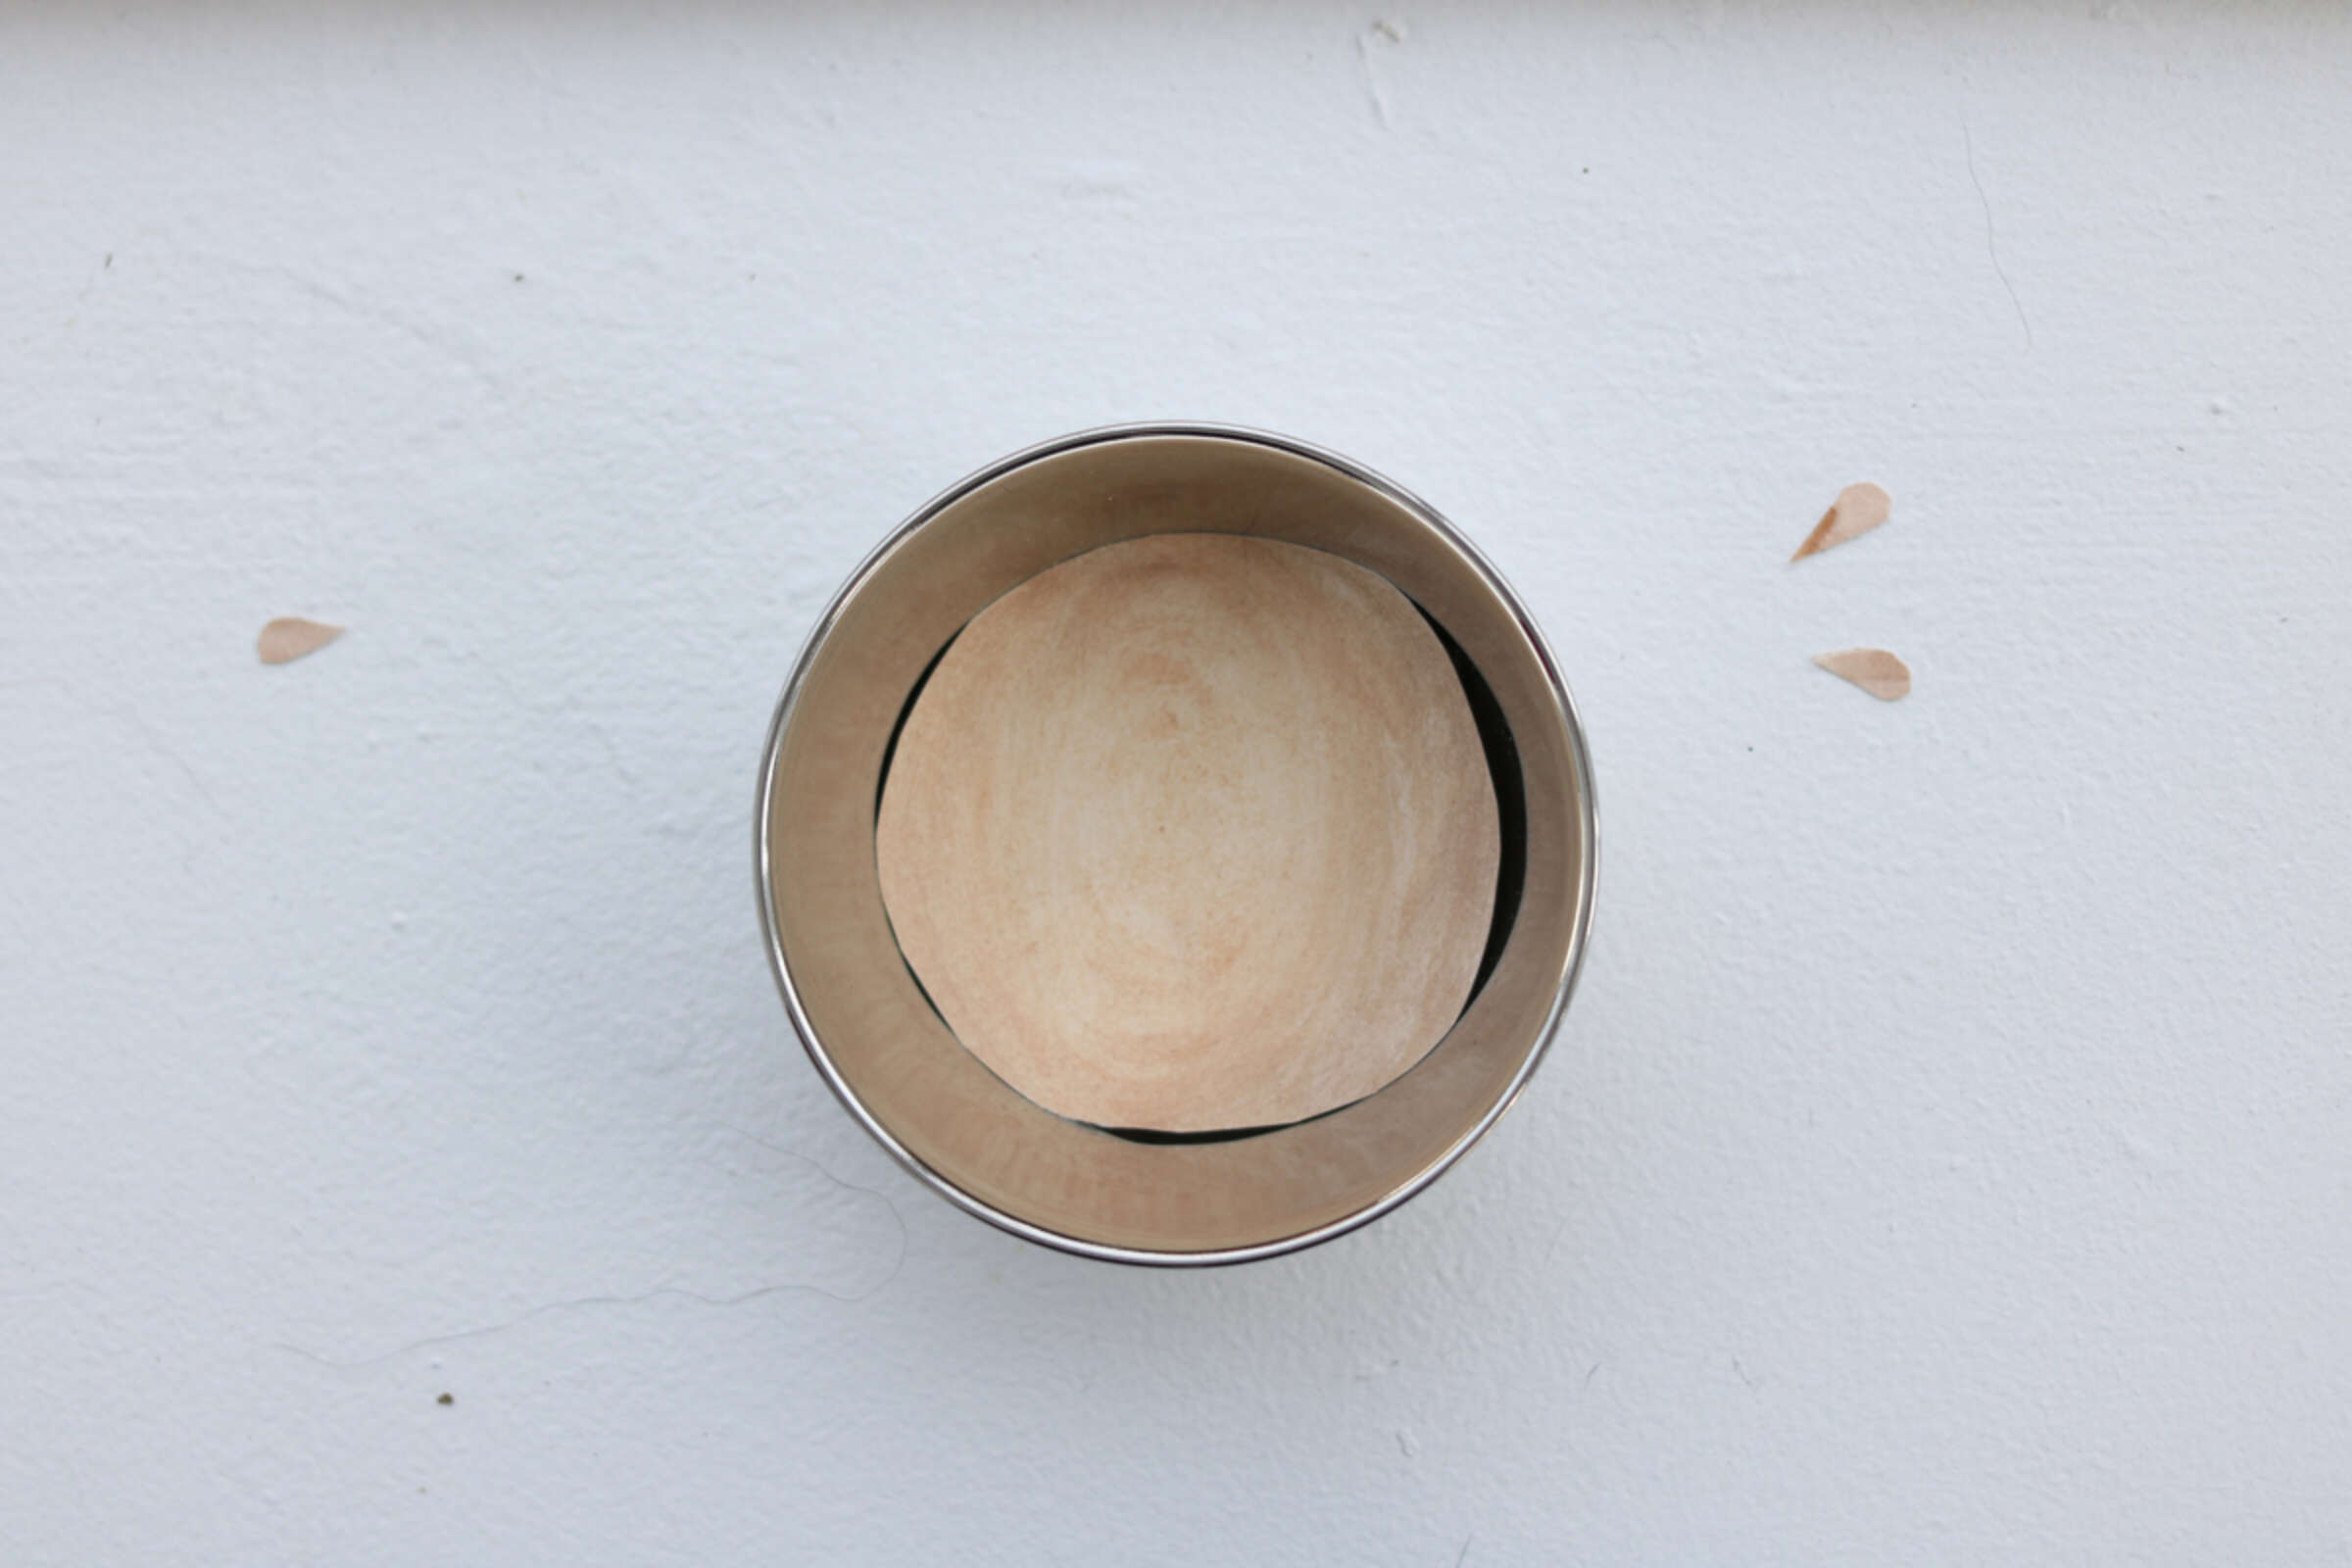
left=874, top=629, right=959, bottom=818
left=1418, top=605, right=1528, bottom=1017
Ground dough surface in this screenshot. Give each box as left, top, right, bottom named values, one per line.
left=876, top=532, right=1499, bottom=1133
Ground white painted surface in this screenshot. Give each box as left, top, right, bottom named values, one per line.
left=4, top=4, right=2348, bottom=1560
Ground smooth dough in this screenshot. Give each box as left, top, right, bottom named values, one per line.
left=876, top=532, right=1500, bottom=1133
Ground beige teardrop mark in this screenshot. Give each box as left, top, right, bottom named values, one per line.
left=1813, top=648, right=1911, bottom=701
left=1791, top=481, right=1891, bottom=561
left=875, top=533, right=1500, bottom=1135
left=257, top=617, right=343, bottom=664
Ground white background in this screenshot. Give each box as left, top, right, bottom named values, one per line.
left=5, top=4, right=2349, bottom=1561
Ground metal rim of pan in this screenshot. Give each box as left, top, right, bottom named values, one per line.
left=755, top=421, right=1599, bottom=1266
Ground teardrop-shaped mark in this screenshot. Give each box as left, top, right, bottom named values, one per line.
left=1813, top=648, right=1910, bottom=701
left=1791, top=482, right=1891, bottom=562
left=258, top=616, right=343, bottom=665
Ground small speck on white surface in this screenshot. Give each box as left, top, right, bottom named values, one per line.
left=4, top=5, right=2351, bottom=1563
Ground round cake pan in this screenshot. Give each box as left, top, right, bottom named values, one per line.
left=756, top=423, right=1597, bottom=1265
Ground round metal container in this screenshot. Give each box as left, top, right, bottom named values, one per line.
left=757, top=424, right=1597, bottom=1265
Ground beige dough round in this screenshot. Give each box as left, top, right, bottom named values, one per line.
left=875, top=532, right=1500, bottom=1133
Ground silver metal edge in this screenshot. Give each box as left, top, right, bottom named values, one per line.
left=755, top=421, right=1600, bottom=1268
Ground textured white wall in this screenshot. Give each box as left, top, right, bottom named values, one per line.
left=5, top=3, right=2350, bottom=1561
